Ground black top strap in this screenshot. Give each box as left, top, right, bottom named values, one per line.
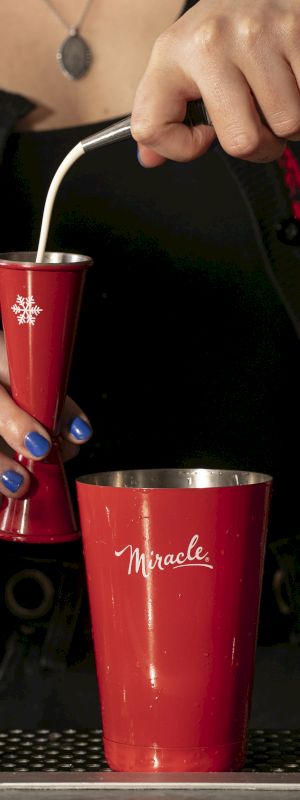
left=0, top=89, right=35, bottom=163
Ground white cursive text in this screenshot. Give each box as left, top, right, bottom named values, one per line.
left=115, top=534, right=214, bottom=578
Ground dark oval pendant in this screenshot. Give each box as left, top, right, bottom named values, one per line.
left=57, top=33, right=92, bottom=80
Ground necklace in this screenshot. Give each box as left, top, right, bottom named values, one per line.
left=42, top=0, right=94, bottom=80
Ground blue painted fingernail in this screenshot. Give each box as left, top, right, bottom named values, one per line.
left=1, top=470, right=24, bottom=493
left=137, top=146, right=147, bottom=167
left=69, top=416, right=93, bottom=441
left=24, top=431, right=51, bottom=457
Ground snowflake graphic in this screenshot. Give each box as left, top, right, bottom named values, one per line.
left=11, top=295, right=43, bottom=326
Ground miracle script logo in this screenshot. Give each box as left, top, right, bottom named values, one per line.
left=115, top=534, right=214, bottom=579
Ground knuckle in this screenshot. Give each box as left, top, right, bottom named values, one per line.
left=194, top=17, right=227, bottom=55
left=281, top=11, right=300, bottom=38
left=149, top=27, right=180, bottom=71
left=271, top=116, right=300, bottom=138
left=152, top=26, right=178, bottom=56
left=130, top=115, right=156, bottom=145
left=224, top=129, right=261, bottom=158
left=236, top=15, right=263, bottom=49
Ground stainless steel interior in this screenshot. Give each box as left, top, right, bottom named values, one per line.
left=77, top=467, right=272, bottom=489
left=0, top=252, right=91, bottom=265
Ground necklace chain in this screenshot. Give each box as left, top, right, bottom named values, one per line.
left=42, top=0, right=93, bottom=33
left=42, top=0, right=94, bottom=79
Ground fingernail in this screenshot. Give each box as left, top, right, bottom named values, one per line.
left=137, top=146, right=147, bottom=167
left=1, top=470, right=24, bottom=493
left=24, top=431, right=51, bottom=457
left=69, top=416, right=93, bottom=441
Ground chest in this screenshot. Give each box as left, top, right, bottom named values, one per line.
left=0, top=0, right=185, bottom=129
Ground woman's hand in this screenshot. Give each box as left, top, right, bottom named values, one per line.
left=131, top=0, right=300, bottom=165
left=0, top=332, right=92, bottom=500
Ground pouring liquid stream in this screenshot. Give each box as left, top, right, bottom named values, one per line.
left=36, top=143, right=84, bottom=262
left=35, top=101, right=211, bottom=263
left=35, top=116, right=132, bottom=262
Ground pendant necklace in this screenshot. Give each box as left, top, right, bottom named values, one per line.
left=42, top=0, right=94, bottom=80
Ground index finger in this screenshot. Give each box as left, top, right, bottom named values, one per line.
left=131, top=60, right=215, bottom=163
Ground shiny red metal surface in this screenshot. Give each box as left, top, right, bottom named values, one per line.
left=0, top=443, right=77, bottom=543
left=0, top=254, right=91, bottom=543
left=76, top=476, right=272, bottom=772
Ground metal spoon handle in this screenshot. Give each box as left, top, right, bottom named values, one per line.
left=81, top=99, right=212, bottom=153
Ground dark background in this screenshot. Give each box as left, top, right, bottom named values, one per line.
left=0, top=125, right=300, bottom=731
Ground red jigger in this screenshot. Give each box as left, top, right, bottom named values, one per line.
left=0, top=251, right=91, bottom=543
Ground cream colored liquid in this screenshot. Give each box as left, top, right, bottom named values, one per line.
left=36, top=141, right=85, bottom=262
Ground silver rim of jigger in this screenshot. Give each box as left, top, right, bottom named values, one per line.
left=0, top=252, right=91, bottom=266
left=77, top=468, right=273, bottom=489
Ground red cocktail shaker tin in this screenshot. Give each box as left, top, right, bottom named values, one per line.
left=77, top=467, right=272, bottom=772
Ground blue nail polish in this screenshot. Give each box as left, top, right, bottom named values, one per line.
left=1, top=470, right=24, bottom=493
left=24, top=431, right=51, bottom=457
left=69, top=416, right=92, bottom=441
left=137, top=146, right=147, bottom=167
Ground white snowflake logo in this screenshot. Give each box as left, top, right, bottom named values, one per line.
left=11, top=295, right=43, bottom=326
